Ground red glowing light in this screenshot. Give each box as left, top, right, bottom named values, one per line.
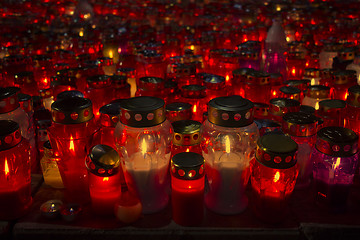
left=4, top=159, right=9, bottom=177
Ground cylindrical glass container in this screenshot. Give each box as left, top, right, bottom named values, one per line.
left=172, top=120, right=202, bottom=156
left=39, top=88, right=54, bottom=112
left=311, top=127, right=359, bottom=213
left=269, top=73, right=285, bottom=100
left=201, top=96, right=259, bottom=214
left=48, top=97, right=98, bottom=203
left=114, top=96, right=173, bottom=214
left=287, top=51, right=306, bottom=80
left=344, top=85, right=360, bottom=142
left=171, top=152, right=205, bottom=226
left=14, top=71, right=39, bottom=96
left=302, top=85, right=331, bottom=110
left=238, top=50, right=261, bottom=70
left=269, top=98, right=301, bottom=124
left=244, top=71, right=271, bottom=104
left=0, top=120, right=32, bottom=220
left=179, top=85, right=207, bottom=123
left=116, top=67, right=137, bottom=98
left=165, top=102, right=193, bottom=123
left=317, top=99, right=346, bottom=127
left=137, top=51, right=166, bottom=79
left=279, top=86, right=302, bottom=101
left=40, top=141, right=64, bottom=189
left=203, top=74, right=227, bottom=102
left=319, top=43, right=341, bottom=70
left=86, top=145, right=122, bottom=216
left=253, top=102, right=270, bottom=120
left=251, top=133, right=298, bottom=223
left=331, top=70, right=357, bottom=101
left=110, top=75, right=131, bottom=100
left=232, top=68, right=254, bottom=97
left=304, top=68, right=321, bottom=85
left=135, top=77, right=166, bottom=100
left=282, top=112, right=318, bottom=188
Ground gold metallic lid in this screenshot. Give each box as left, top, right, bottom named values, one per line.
left=320, top=68, right=333, bottom=79
left=254, top=102, right=270, bottom=118
left=208, top=95, right=254, bottom=128
left=318, top=99, right=346, bottom=120
left=86, top=75, right=111, bottom=88
left=246, top=71, right=270, bottom=85
left=306, top=85, right=330, bottom=99
left=0, top=87, right=20, bottom=114
left=171, top=152, right=205, bottom=180
left=280, top=86, right=301, bottom=100
left=165, top=102, right=192, bottom=122
left=304, top=68, right=320, bottom=78
left=99, top=102, right=121, bottom=128
left=239, top=50, right=259, bottom=60
left=282, top=112, right=318, bottom=137
left=51, top=97, right=93, bottom=124
left=286, top=79, right=310, bottom=90
left=181, top=85, right=206, bottom=99
left=119, top=96, right=165, bottom=128
left=138, top=76, right=165, bottom=91
left=256, top=133, right=298, bottom=169
left=14, top=71, right=35, bottom=85
left=269, top=98, right=301, bottom=116
left=332, top=70, right=357, bottom=85
left=232, top=68, right=255, bottom=79
left=315, top=127, right=358, bottom=157
left=86, top=144, right=120, bottom=177
left=0, top=120, right=22, bottom=151
left=346, top=85, right=360, bottom=107
left=172, top=120, right=201, bottom=146
left=203, top=74, right=225, bottom=90
left=171, top=63, right=196, bottom=78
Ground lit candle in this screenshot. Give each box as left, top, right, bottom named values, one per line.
left=60, top=204, right=82, bottom=222
left=40, top=200, right=63, bottom=219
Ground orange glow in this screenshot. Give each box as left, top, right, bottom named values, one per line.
left=292, top=68, right=296, bottom=75
left=69, top=136, right=75, bottom=152
left=118, top=48, right=122, bottom=53
left=192, top=105, right=197, bottom=113
left=186, top=148, right=190, bottom=152
left=141, top=138, right=147, bottom=156
left=226, top=75, right=230, bottom=82
left=43, top=77, right=48, bottom=85
left=225, top=135, right=231, bottom=153
left=108, top=50, right=113, bottom=59
left=190, top=45, right=195, bottom=51
left=344, top=92, right=349, bottom=100
left=273, top=171, right=280, bottom=183
left=334, top=157, right=341, bottom=169
left=306, top=62, right=309, bottom=67
left=315, top=102, right=319, bottom=110
left=103, top=177, right=109, bottom=182
left=272, top=90, right=277, bottom=96
left=4, top=159, right=9, bottom=177
left=311, top=78, right=316, bottom=85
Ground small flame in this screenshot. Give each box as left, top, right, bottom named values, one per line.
left=286, top=36, right=290, bottom=42
left=344, top=92, right=349, bottom=100
left=43, top=77, right=48, bottom=85
left=186, top=148, right=190, bottom=152
left=190, top=45, right=195, bottom=51
left=272, top=90, right=277, bottom=96
left=306, top=62, right=309, bottom=67
left=334, top=157, right=341, bottom=169
left=225, top=136, right=231, bottom=153
left=226, top=75, right=230, bottom=82
left=108, top=50, right=113, bottom=59
left=69, top=136, right=75, bottom=152
left=103, top=177, right=109, bottom=182
left=315, top=101, right=320, bottom=110
left=292, top=68, right=296, bottom=75
left=118, top=48, right=122, bottom=54
left=311, top=78, right=316, bottom=85
left=4, top=159, right=9, bottom=177
left=79, top=30, right=84, bottom=37
left=274, top=171, right=280, bottom=183
left=192, top=105, right=197, bottom=113
left=141, top=138, right=147, bottom=156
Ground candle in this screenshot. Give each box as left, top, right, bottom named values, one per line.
left=171, top=152, right=205, bottom=226
left=61, top=204, right=82, bottom=222
left=171, top=120, right=202, bottom=157
left=40, top=200, right=63, bottom=219
left=114, top=191, right=142, bottom=224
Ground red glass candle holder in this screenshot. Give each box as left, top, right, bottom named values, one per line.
left=48, top=97, right=98, bottom=204
left=254, top=119, right=282, bottom=137
left=171, top=63, right=198, bottom=89
left=203, top=74, right=228, bottom=103
left=279, top=86, right=302, bottom=101
left=331, top=70, right=357, bottom=101
left=269, top=73, right=285, bottom=100
left=244, top=71, right=271, bottom=104
left=344, top=85, right=360, bottom=142
left=14, top=71, right=39, bottom=96
left=171, top=152, right=205, bottom=226
left=85, top=75, right=113, bottom=120
left=316, top=99, right=346, bottom=127
left=302, top=85, right=331, bottom=110
left=180, top=85, right=207, bottom=123
left=232, top=68, right=254, bottom=98
left=311, top=127, right=359, bottom=213
left=269, top=98, right=301, bottom=124
left=86, top=145, right=122, bottom=216
left=110, top=75, right=131, bottom=100
left=282, top=112, right=318, bottom=188
left=172, top=120, right=202, bottom=156
left=287, top=51, right=306, bottom=80
left=50, top=75, right=77, bottom=98
left=165, top=102, right=193, bottom=123
left=137, top=51, right=166, bottom=79
left=251, top=133, right=298, bottom=223
left=0, top=120, right=32, bottom=220
left=253, top=102, right=271, bottom=120
left=238, top=50, right=261, bottom=71
left=320, top=69, right=334, bottom=87
left=304, top=68, right=321, bottom=85
left=135, top=76, right=166, bottom=100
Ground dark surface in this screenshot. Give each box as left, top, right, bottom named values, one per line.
left=9, top=175, right=360, bottom=240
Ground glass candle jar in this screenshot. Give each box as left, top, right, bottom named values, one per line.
left=279, top=86, right=302, bottom=101
left=170, top=63, right=198, bottom=89
left=110, top=75, right=131, bottom=100
left=302, top=85, right=331, bottom=110
left=48, top=97, right=98, bottom=203
left=244, top=71, right=271, bottom=104
left=39, top=88, right=54, bottom=112
left=165, top=102, right=193, bottom=123
left=253, top=102, right=271, bottom=120
left=0, top=120, right=32, bottom=220
left=179, top=85, right=207, bottom=123
left=251, top=133, right=298, bottom=223
left=86, top=145, right=122, bottom=216
left=135, top=77, right=166, bottom=100
left=319, top=43, right=341, bottom=70
left=116, top=67, right=137, bottom=98
left=40, top=141, right=64, bottom=189
left=85, top=75, right=113, bottom=121
left=232, top=68, right=254, bottom=98
left=171, top=152, right=205, bottom=226
left=238, top=50, right=261, bottom=70
left=137, top=51, right=166, bottom=79
left=331, top=70, right=357, bottom=101
left=320, top=69, right=334, bottom=87
left=269, top=73, right=285, bottom=100
left=203, top=74, right=227, bottom=103
left=317, top=99, right=346, bottom=127
left=269, top=98, right=301, bottom=124
left=201, top=95, right=259, bottom=214
left=172, top=120, right=202, bottom=156
left=14, top=71, right=39, bottom=96
left=282, top=112, right=318, bottom=188
left=311, top=127, right=359, bottom=213
left=304, top=68, right=321, bottom=85
left=344, top=85, right=360, bottom=142
left=287, top=51, right=306, bottom=80
left=114, top=96, right=173, bottom=214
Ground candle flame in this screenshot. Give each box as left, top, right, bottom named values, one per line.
left=190, top=45, right=195, bottom=51
left=4, top=159, right=9, bottom=177
left=345, top=92, right=348, bottom=100
left=43, top=77, right=48, bottom=85
left=274, top=171, right=280, bottom=183
left=315, top=101, right=319, bottom=110
left=192, top=105, right=197, bottom=113
left=292, top=68, right=296, bottom=75
left=226, top=75, right=230, bottom=82
left=225, top=135, right=231, bottom=153
left=311, top=78, right=316, bottom=85
left=272, top=90, right=277, bottom=96
left=109, top=50, right=113, bottom=59
left=103, top=177, right=109, bottom=182
left=69, top=136, right=75, bottom=152
left=79, top=30, right=84, bottom=37
left=141, top=138, right=147, bottom=156
left=334, top=157, right=341, bottom=169
left=186, top=148, right=190, bottom=152
left=118, top=48, right=122, bottom=53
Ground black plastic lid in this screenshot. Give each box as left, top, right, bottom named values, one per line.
left=119, top=96, right=165, bottom=127
left=208, top=95, right=254, bottom=127
left=171, top=152, right=205, bottom=180
left=280, top=86, right=301, bottom=95
left=138, top=76, right=165, bottom=90
left=51, top=97, right=93, bottom=124
left=282, top=112, right=318, bottom=137
left=316, top=127, right=358, bottom=157
left=0, top=120, right=21, bottom=151
left=347, top=85, right=360, bottom=107
left=86, top=144, right=120, bottom=177
left=256, top=133, right=298, bottom=169
left=57, top=90, right=84, bottom=100
left=166, top=102, right=192, bottom=112
left=300, top=105, right=315, bottom=114
left=18, top=93, right=31, bottom=102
